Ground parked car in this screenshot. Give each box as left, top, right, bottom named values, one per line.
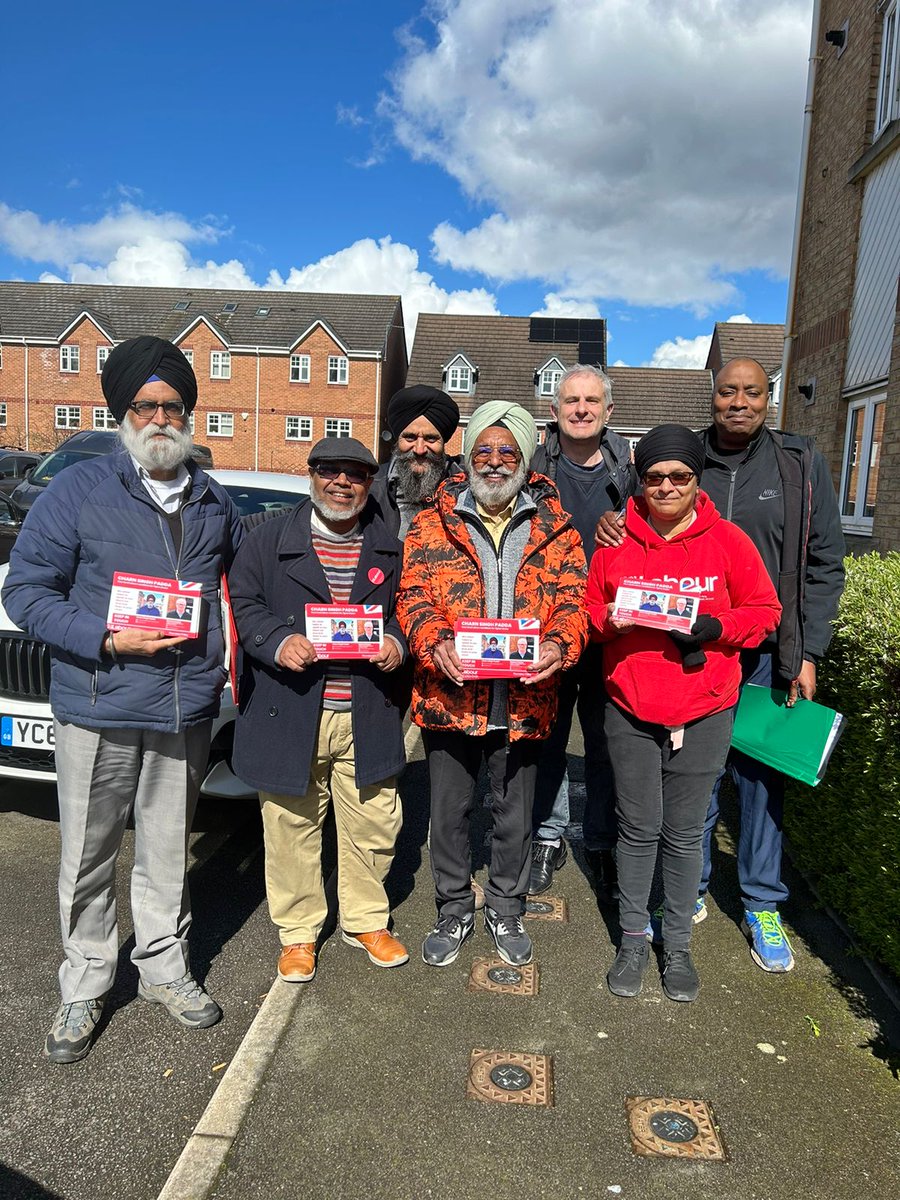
left=0, top=495, right=22, bottom=565
left=0, top=451, right=41, bottom=497
left=9, top=431, right=215, bottom=515
left=0, top=469, right=309, bottom=798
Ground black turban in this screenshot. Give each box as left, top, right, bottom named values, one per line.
left=387, top=384, right=459, bottom=441
left=634, top=424, right=705, bottom=481
left=101, top=335, right=198, bottom=422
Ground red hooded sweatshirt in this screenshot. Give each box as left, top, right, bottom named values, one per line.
left=585, top=491, right=781, bottom=727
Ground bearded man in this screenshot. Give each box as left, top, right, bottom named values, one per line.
left=397, top=401, right=587, bottom=970
left=370, top=384, right=460, bottom=537
left=3, top=335, right=243, bottom=1063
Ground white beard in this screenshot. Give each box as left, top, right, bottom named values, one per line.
left=466, top=458, right=527, bottom=510
left=118, top=416, right=193, bottom=472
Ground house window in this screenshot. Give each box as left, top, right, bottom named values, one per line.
left=447, top=364, right=471, bottom=392
left=206, top=412, right=234, bottom=437
left=97, top=346, right=110, bottom=373
left=93, top=407, right=117, bottom=430
left=839, top=393, right=885, bottom=533
left=286, top=416, right=313, bottom=441
left=210, top=350, right=231, bottom=379
left=55, top=406, right=81, bottom=429
left=324, top=418, right=352, bottom=438
left=290, top=354, right=311, bottom=383
left=540, top=366, right=563, bottom=396
left=60, top=345, right=80, bottom=373
left=327, top=355, right=349, bottom=384
left=181, top=348, right=194, bottom=366
left=876, top=1, right=899, bottom=135
left=187, top=412, right=195, bottom=435
left=0, top=403, right=6, bottom=427
left=0, top=347, right=4, bottom=369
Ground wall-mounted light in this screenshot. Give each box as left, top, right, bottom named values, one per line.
left=797, top=380, right=816, bottom=406
left=825, top=20, right=848, bottom=56
left=241, top=412, right=250, bottom=420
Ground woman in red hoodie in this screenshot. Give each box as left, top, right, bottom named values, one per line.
left=585, top=425, right=780, bottom=1003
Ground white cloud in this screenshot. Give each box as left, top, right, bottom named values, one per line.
left=531, top=293, right=601, bottom=319
left=644, top=314, right=755, bottom=368
left=387, top=0, right=808, bottom=311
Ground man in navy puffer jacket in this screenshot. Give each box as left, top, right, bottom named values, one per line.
left=3, top=336, right=243, bottom=1064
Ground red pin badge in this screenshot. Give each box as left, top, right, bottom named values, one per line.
left=368, top=567, right=385, bottom=585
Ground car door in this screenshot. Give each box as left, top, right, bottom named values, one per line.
left=0, top=495, right=22, bottom=564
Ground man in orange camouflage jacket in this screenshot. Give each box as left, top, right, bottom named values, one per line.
left=397, top=400, right=587, bottom=970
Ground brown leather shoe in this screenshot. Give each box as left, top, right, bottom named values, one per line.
left=278, top=943, right=316, bottom=982
left=341, top=928, right=409, bottom=967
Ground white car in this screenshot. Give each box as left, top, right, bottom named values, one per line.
left=0, top=468, right=309, bottom=797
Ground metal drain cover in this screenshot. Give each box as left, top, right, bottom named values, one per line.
left=467, top=1050, right=554, bottom=1107
left=523, top=895, right=568, bottom=921
left=468, top=957, right=539, bottom=995
left=626, top=1097, right=726, bottom=1160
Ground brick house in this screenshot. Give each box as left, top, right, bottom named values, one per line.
left=782, top=2, right=900, bottom=552
left=0, top=282, right=407, bottom=473
left=407, top=313, right=713, bottom=455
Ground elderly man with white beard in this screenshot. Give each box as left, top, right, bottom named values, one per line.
left=398, top=401, right=587, bottom=969
left=3, top=336, right=243, bottom=1063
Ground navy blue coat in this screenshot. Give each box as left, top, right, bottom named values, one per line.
left=229, top=500, right=407, bottom=796
left=2, top=452, right=243, bottom=731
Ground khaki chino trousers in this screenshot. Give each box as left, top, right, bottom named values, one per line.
left=259, top=709, right=401, bottom=944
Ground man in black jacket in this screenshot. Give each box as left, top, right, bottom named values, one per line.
left=527, top=364, right=636, bottom=899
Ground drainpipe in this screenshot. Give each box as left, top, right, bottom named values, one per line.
left=23, top=340, right=30, bottom=450
left=779, top=0, right=822, bottom=430
left=373, top=352, right=382, bottom=458
left=254, top=347, right=260, bottom=471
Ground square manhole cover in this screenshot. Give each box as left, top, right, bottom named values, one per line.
left=523, top=895, right=568, bottom=921
left=467, top=1050, right=554, bottom=1107
left=467, top=957, right=539, bottom=995
left=625, top=1097, right=726, bottom=1160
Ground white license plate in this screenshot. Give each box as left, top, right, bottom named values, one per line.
left=1, top=716, right=55, bottom=749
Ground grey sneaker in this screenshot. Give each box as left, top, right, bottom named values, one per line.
left=422, top=912, right=475, bottom=967
left=661, top=948, right=700, bottom=1002
left=484, top=907, right=533, bottom=966
left=607, top=937, right=650, bottom=997
left=138, top=973, right=222, bottom=1028
left=44, top=998, right=104, bottom=1064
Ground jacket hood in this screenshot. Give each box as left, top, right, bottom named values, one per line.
left=624, top=489, right=720, bottom=548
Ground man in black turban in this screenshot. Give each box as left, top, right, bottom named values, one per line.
left=371, top=384, right=461, bottom=538
left=101, top=335, right=198, bottom=423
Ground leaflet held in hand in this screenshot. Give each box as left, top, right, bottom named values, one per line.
left=454, top=617, right=540, bottom=679
left=305, top=604, right=384, bottom=659
left=107, top=573, right=203, bottom=638
left=612, top=578, right=698, bottom=632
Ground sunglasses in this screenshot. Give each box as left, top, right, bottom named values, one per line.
left=312, top=464, right=371, bottom=484
left=472, top=444, right=520, bottom=464
left=642, top=470, right=695, bottom=487
left=129, top=400, right=187, bottom=418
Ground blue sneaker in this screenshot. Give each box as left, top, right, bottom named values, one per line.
left=649, top=897, right=707, bottom=944
left=741, top=910, right=794, bottom=973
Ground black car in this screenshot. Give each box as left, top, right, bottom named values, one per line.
left=0, top=494, right=21, bottom=564
left=9, top=431, right=214, bottom=515
left=0, top=451, right=41, bottom=498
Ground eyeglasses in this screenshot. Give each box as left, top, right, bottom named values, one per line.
left=473, top=444, right=520, bottom=464
left=642, top=470, right=695, bottom=487
left=312, top=464, right=371, bottom=484
left=129, top=400, right=187, bottom=419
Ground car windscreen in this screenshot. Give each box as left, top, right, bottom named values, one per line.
left=222, top=485, right=307, bottom=517
left=31, top=450, right=103, bottom=486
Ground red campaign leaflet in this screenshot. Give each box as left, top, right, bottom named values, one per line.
left=305, top=604, right=384, bottom=659
left=612, top=578, right=699, bottom=633
left=107, top=573, right=203, bottom=638
left=454, top=618, right=541, bottom=679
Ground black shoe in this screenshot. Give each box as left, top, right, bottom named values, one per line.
left=484, top=907, right=533, bottom=966
left=528, top=840, right=568, bottom=895
left=661, top=948, right=700, bottom=1002
left=606, top=938, right=650, bottom=997
left=585, top=847, right=619, bottom=905
left=422, top=912, right=474, bottom=967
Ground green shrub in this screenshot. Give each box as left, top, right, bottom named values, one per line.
left=785, top=552, right=900, bottom=976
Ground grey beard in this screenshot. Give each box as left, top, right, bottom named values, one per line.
left=466, top=458, right=528, bottom=509
left=312, top=494, right=367, bottom=524
left=118, top=417, right=193, bottom=472
left=393, top=450, right=446, bottom=503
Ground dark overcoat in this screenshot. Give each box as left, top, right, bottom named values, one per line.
left=229, top=500, right=407, bottom=796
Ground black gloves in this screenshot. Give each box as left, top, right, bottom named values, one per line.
left=668, top=614, right=723, bottom=668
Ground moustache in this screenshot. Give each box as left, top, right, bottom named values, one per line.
left=475, top=463, right=515, bottom=477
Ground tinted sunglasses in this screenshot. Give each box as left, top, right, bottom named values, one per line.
left=312, top=464, right=371, bottom=484
left=642, top=470, right=695, bottom=487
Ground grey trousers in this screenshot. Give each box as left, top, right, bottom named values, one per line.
left=53, top=718, right=212, bottom=1003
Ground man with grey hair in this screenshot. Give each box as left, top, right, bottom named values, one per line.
left=527, top=364, right=636, bottom=899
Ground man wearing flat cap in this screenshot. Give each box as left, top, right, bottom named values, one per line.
left=397, top=401, right=588, bottom=969
left=3, top=335, right=244, bottom=1063
left=370, top=384, right=461, bottom=538
left=230, top=437, right=409, bottom=983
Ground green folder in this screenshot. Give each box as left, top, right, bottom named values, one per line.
left=730, top=684, right=846, bottom=787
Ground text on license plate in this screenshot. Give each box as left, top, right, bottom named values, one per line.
left=1, top=717, right=55, bottom=748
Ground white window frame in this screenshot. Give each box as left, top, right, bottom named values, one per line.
left=445, top=354, right=476, bottom=394
left=210, top=350, right=231, bottom=380
left=324, top=418, right=352, bottom=438
left=876, top=0, right=899, bottom=136
left=187, top=412, right=195, bottom=435
left=839, top=391, right=886, bottom=535
left=538, top=358, right=565, bottom=397
left=286, top=415, right=313, bottom=441
left=93, top=407, right=117, bottom=430
left=327, top=355, right=349, bottom=384
left=55, top=405, right=81, bottom=430
left=206, top=411, right=234, bottom=438
left=0, top=402, right=6, bottom=427
left=290, top=354, right=311, bottom=383
left=0, top=346, right=5, bottom=369
left=96, top=346, right=110, bottom=374
left=59, top=345, right=80, bottom=373
left=181, top=348, right=194, bottom=366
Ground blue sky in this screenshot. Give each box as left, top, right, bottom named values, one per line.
left=1, top=0, right=811, bottom=367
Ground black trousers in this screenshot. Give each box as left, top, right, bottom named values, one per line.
left=605, top=701, right=734, bottom=949
left=423, top=729, right=541, bottom=919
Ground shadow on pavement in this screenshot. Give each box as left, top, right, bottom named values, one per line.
left=0, top=1163, right=66, bottom=1200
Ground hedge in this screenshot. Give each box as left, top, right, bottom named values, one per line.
left=785, top=551, right=900, bottom=977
